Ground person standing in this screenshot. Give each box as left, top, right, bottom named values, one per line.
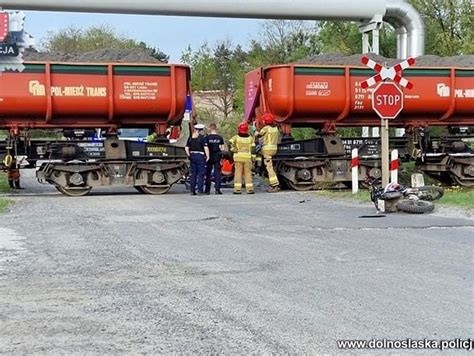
left=256, top=113, right=280, bottom=192
left=205, top=123, right=225, bottom=195
left=229, top=123, right=254, bottom=195
left=185, top=124, right=209, bottom=196
left=2, top=156, right=23, bottom=190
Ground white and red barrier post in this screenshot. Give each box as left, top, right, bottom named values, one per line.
left=390, top=149, right=400, bottom=184
left=351, top=148, right=359, bottom=194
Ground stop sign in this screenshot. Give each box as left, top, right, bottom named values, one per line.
left=372, top=82, right=404, bottom=119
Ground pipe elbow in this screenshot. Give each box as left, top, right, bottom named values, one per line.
left=385, top=0, right=425, bottom=57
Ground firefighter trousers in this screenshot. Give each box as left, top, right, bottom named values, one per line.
left=263, top=155, right=279, bottom=187
left=234, top=161, right=253, bottom=193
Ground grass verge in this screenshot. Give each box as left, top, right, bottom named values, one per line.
left=0, top=172, right=11, bottom=212
left=0, top=172, right=10, bottom=193
left=318, top=187, right=473, bottom=209
left=0, top=198, right=10, bottom=213
left=438, top=187, right=474, bottom=209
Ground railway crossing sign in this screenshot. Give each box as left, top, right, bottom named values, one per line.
left=359, top=55, right=415, bottom=118
left=360, top=56, right=415, bottom=89
left=360, top=55, right=415, bottom=187
left=372, top=82, right=404, bottom=119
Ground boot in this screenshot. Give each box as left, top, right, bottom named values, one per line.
left=8, top=180, right=15, bottom=189
left=14, top=180, right=24, bottom=190
left=267, top=185, right=280, bottom=193
left=215, top=189, right=223, bottom=195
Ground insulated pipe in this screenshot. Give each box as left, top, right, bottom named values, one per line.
left=392, top=20, right=408, bottom=59
left=0, top=0, right=425, bottom=57
left=0, top=0, right=386, bottom=20
left=398, top=27, right=408, bottom=59
left=385, top=0, right=425, bottom=57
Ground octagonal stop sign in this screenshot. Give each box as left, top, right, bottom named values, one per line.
left=371, top=82, right=404, bottom=119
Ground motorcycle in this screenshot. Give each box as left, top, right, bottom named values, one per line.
left=366, top=177, right=444, bottom=214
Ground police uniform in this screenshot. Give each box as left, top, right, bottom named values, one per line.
left=229, top=124, right=255, bottom=194
left=205, top=133, right=224, bottom=194
left=186, top=124, right=208, bottom=195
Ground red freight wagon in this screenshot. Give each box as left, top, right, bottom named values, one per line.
left=0, top=62, right=192, bottom=196
left=245, top=63, right=474, bottom=189
left=0, top=61, right=191, bottom=134
left=245, top=64, right=474, bottom=134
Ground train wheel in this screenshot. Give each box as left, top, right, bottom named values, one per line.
left=140, top=185, right=171, bottom=195
left=453, top=176, right=474, bottom=187
left=286, top=181, right=314, bottom=191
left=55, top=185, right=92, bottom=197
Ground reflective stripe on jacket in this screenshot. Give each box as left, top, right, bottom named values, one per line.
left=229, top=135, right=254, bottom=162
left=259, top=125, right=279, bottom=156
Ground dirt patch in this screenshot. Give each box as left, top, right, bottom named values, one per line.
left=297, top=53, right=474, bottom=67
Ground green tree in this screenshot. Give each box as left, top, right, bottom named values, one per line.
left=317, top=1, right=473, bottom=57
left=409, top=0, right=474, bottom=55
left=317, top=21, right=397, bottom=57
left=255, top=20, right=320, bottom=64
left=43, top=25, right=169, bottom=61
left=182, top=40, right=248, bottom=119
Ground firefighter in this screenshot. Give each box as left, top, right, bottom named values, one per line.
left=185, top=124, right=209, bottom=196
left=256, top=112, right=280, bottom=192
left=2, top=156, right=23, bottom=190
left=229, top=123, right=254, bottom=195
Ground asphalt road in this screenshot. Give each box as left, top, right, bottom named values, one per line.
left=0, top=170, right=473, bottom=354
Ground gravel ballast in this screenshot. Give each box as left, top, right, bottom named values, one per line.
left=297, top=53, right=474, bottom=67
left=23, top=48, right=165, bottom=63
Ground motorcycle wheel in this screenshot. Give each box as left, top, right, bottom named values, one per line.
left=397, top=199, right=435, bottom=214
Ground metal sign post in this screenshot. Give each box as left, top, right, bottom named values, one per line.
left=360, top=56, right=415, bottom=186
left=372, top=81, right=404, bottom=186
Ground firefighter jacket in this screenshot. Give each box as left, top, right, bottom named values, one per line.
left=258, top=125, right=279, bottom=156
left=229, top=135, right=255, bottom=162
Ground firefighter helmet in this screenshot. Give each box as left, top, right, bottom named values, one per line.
left=238, top=122, right=249, bottom=135
left=262, top=112, right=275, bottom=125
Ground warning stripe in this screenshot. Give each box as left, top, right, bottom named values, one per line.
left=390, top=159, right=400, bottom=171
left=392, top=57, right=416, bottom=72
left=393, top=74, right=413, bottom=89
left=351, top=157, right=360, bottom=168
left=361, top=56, right=383, bottom=73
left=360, top=55, right=415, bottom=89
left=361, top=74, right=382, bottom=89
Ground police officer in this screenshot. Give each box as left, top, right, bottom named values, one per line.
left=229, top=123, right=255, bottom=195
left=256, top=112, right=280, bottom=192
left=185, top=124, right=209, bottom=195
left=205, top=123, right=225, bottom=195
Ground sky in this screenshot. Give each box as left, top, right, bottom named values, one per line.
left=23, top=11, right=263, bottom=62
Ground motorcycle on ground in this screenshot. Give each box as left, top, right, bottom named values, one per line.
left=366, top=177, right=444, bottom=214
